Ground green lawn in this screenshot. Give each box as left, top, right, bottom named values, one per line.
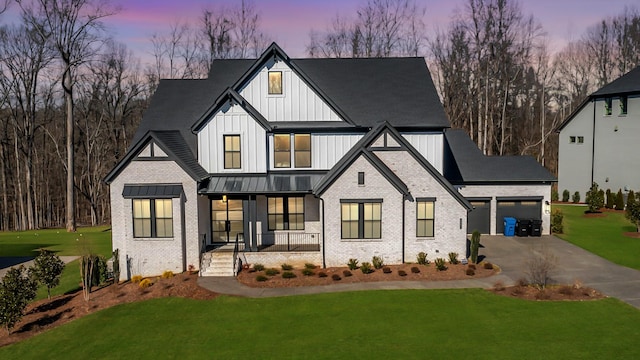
left=0, top=226, right=112, bottom=257
left=1, top=289, right=639, bottom=358
left=554, top=204, right=640, bottom=270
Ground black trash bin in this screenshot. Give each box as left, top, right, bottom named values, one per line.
left=515, top=219, right=530, bottom=237
left=529, top=219, right=542, bottom=237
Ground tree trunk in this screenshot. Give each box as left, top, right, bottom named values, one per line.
left=64, top=69, right=76, bottom=232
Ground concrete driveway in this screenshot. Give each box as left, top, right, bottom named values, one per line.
left=480, top=235, right=640, bottom=309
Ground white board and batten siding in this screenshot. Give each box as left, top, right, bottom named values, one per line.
left=267, top=133, right=364, bottom=171
left=197, top=101, right=267, bottom=173
left=239, top=59, right=341, bottom=122
left=401, top=133, right=444, bottom=174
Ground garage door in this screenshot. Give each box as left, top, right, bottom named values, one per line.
left=467, top=199, right=491, bottom=234
left=496, top=197, right=542, bottom=233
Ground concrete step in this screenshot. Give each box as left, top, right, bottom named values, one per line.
left=200, top=250, right=236, bottom=277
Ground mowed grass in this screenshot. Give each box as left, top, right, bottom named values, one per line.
left=1, top=289, right=639, bottom=359
left=554, top=204, right=640, bottom=270
left=0, top=226, right=112, bottom=257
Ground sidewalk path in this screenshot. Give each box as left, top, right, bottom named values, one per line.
left=0, top=256, right=79, bottom=278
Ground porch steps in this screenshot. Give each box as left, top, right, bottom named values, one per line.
left=200, top=246, right=236, bottom=277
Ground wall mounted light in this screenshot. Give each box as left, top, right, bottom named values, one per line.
left=614, top=125, right=619, bottom=132
left=222, top=195, right=227, bottom=203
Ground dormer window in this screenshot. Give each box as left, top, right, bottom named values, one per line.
left=268, top=71, right=282, bottom=95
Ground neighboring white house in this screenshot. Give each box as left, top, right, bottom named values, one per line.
left=558, top=66, right=640, bottom=198
left=105, top=43, right=554, bottom=280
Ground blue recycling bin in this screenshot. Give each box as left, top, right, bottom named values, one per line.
left=503, top=217, right=516, bottom=237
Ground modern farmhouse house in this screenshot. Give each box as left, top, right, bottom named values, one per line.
left=558, top=66, right=640, bottom=197
left=105, top=43, right=554, bottom=280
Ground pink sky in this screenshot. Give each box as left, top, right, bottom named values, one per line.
left=102, top=0, right=636, bottom=60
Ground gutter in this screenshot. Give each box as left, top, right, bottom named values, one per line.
left=591, top=99, right=596, bottom=185
left=320, top=197, right=326, bottom=268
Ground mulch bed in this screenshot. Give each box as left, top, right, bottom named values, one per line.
left=490, top=282, right=606, bottom=301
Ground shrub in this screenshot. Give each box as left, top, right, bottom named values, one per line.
left=331, top=274, right=341, bottom=281
left=94, top=255, right=108, bottom=287
left=516, top=278, right=529, bottom=287
left=551, top=208, right=564, bottom=234
left=416, top=252, right=429, bottom=265
left=161, top=271, right=174, bottom=279
left=253, top=264, right=265, bottom=272
left=282, top=271, right=296, bottom=279
left=562, top=189, right=570, bottom=202
left=483, top=262, right=493, bottom=270
left=256, top=275, right=268, bottom=282
left=265, top=268, right=280, bottom=276
left=131, top=275, right=143, bottom=283
left=558, top=285, right=574, bottom=295
left=304, top=263, right=316, bottom=270
left=434, top=258, right=447, bottom=271
left=302, top=269, right=315, bottom=276
left=585, top=182, right=604, bottom=212
left=347, top=258, right=359, bottom=270
left=372, top=255, right=384, bottom=269
left=139, top=278, right=152, bottom=289
left=0, top=265, right=38, bottom=333
left=572, top=191, right=580, bottom=203
left=466, top=268, right=475, bottom=276
left=448, top=252, right=459, bottom=265
left=627, top=190, right=636, bottom=210
left=605, top=189, right=614, bottom=209
left=470, top=231, right=481, bottom=264
left=360, top=262, right=374, bottom=274
left=535, top=289, right=551, bottom=300
left=382, top=266, right=392, bottom=274
left=318, top=272, right=328, bottom=278
left=615, top=189, right=625, bottom=210
left=281, top=263, right=293, bottom=271
left=626, top=198, right=640, bottom=232
left=398, top=270, right=407, bottom=277
left=342, top=270, right=352, bottom=277
left=410, top=266, right=420, bottom=274
left=468, top=264, right=476, bottom=270
left=31, top=249, right=65, bottom=299
left=551, top=188, right=559, bottom=201
left=525, top=245, right=557, bottom=289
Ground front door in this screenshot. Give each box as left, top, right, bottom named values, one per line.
left=211, top=199, right=243, bottom=243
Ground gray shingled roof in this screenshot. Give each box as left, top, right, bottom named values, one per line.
left=592, top=66, right=640, bottom=96
left=444, top=129, right=556, bottom=184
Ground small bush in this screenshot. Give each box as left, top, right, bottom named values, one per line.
left=265, top=268, right=280, bottom=276
left=347, top=258, right=359, bottom=270
left=331, top=274, right=341, bottom=281
left=360, top=262, right=374, bottom=274
left=256, top=275, right=268, bottom=282
left=342, top=270, right=352, bottom=277
left=483, top=262, right=493, bottom=270
left=253, top=264, right=265, bottom=272
left=551, top=209, right=564, bottom=234
left=585, top=182, right=604, bottom=212
left=572, top=191, right=580, bottom=203
left=558, top=285, right=574, bottom=295
left=562, top=189, right=570, bottom=202
left=281, top=263, right=293, bottom=271
left=535, top=289, right=551, bottom=300
left=398, top=270, right=407, bottom=276
left=138, top=278, right=152, bottom=289
left=372, top=256, right=384, bottom=269
left=161, top=271, right=174, bottom=279
left=493, top=280, right=505, bottom=291
left=468, top=264, right=476, bottom=270
left=382, top=266, right=392, bottom=274
left=627, top=190, right=636, bottom=210
left=302, top=268, right=315, bottom=276
left=448, top=252, right=459, bottom=265
left=304, top=263, right=316, bottom=270
left=282, top=271, right=296, bottom=279
left=410, top=266, right=420, bottom=274
left=551, top=188, right=559, bottom=201
left=131, top=275, right=142, bottom=283
left=318, top=272, right=327, bottom=278
left=605, top=189, right=614, bottom=209
left=516, top=278, right=529, bottom=287
left=416, top=252, right=428, bottom=265
left=434, top=258, right=447, bottom=271
left=470, top=231, right=481, bottom=264
left=466, top=268, right=475, bottom=276
left=615, top=189, right=625, bottom=210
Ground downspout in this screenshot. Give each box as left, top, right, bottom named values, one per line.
left=591, top=99, right=596, bottom=185
left=320, top=197, right=326, bottom=268
left=401, top=195, right=405, bottom=263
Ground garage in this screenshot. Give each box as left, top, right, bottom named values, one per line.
left=466, top=198, right=491, bottom=234
left=496, top=197, right=542, bottom=233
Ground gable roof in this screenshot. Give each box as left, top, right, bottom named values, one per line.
left=314, top=122, right=471, bottom=210
left=104, top=130, right=208, bottom=184
left=191, top=88, right=271, bottom=132
left=557, top=66, right=640, bottom=131
left=444, top=129, right=556, bottom=184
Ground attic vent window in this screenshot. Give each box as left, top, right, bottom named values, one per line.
left=358, top=172, right=365, bottom=185
left=604, top=98, right=612, bottom=116
left=569, top=136, right=576, bottom=144
left=268, top=71, right=282, bottom=95
left=620, top=96, right=628, bottom=115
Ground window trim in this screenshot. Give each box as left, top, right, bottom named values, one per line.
left=268, top=71, right=283, bottom=95
left=267, top=196, right=305, bottom=231
left=416, top=199, right=435, bottom=238
left=340, top=200, right=382, bottom=239
left=223, top=134, right=241, bottom=169
left=132, top=198, right=174, bottom=238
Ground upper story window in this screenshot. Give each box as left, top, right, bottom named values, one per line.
left=569, top=136, right=576, bottom=143
left=224, top=135, right=241, bottom=169
left=274, top=134, right=312, bottom=169
left=604, top=97, right=612, bottom=116
left=620, top=96, right=628, bottom=115
left=268, top=71, right=282, bottom=95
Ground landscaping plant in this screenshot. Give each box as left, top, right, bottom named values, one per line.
left=347, top=258, right=359, bottom=270
left=585, top=182, right=604, bottom=212
left=416, top=252, right=428, bottom=265
left=605, top=189, right=614, bottom=209
left=525, top=245, right=557, bottom=289
left=470, top=231, right=481, bottom=264
left=551, top=209, right=564, bottom=233
left=434, top=258, right=447, bottom=271
left=0, top=265, right=38, bottom=334
left=448, top=252, right=459, bottom=264
left=360, top=262, right=373, bottom=274
left=626, top=198, right=640, bottom=232
left=371, top=255, right=384, bottom=269
left=562, top=189, right=570, bottom=202
left=30, top=249, right=65, bottom=299
left=572, top=191, right=580, bottom=203
left=615, top=189, right=625, bottom=210
left=626, top=190, right=635, bottom=210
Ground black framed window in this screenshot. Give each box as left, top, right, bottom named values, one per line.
left=604, top=97, right=612, bottom=115
left=620, top=96, right=628, bottom=115
left=274, top=134, right=291, bottom=168
left=341, top=201, right=381, bottom=239
left=224, top=135, right=241, bottom=169
left=268, top=196, right=304, bottom=230
left=268, top=71, right=282, bottom=95
left=294, top=134, right=311, bottom=168
left=133, top=199, right=173, bottom=238
left=416, top=200, right=434, bottom=237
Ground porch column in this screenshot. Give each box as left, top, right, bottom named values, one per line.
left=250, top=196, right=258, bottom=251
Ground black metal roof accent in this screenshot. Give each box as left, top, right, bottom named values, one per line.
left=199, top=173, right=327, bottom=195
left=104, top=130, right=208, bottom=184
left=443, top=129, right=556, bottom=184
left=122, top=184, right=183, bottom=198
left=191, top=88, right=271, bottom=132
